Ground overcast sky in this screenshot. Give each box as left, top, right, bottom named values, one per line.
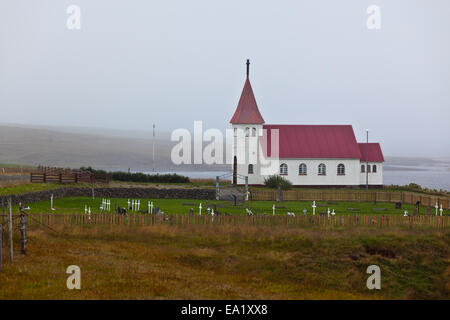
left=0, top=0, right=449, bottom=157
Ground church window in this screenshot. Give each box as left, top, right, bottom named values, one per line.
left=361, top=164, right=365, bottom=173
left=252, top=127, right=256, bottom=137
left=280, top=163, right=288, bottom=175
left=318, top=163, right=326, bottom=175
left=337, top=163, right=345, bottom=175
left=299, top=163, right=307, bottom=175
left=372, top=165, right=377, bottom=173
left=248, top=164, right=254, bottom=174
left=367, top=165, right=371, bottom=173
left=234, top=128, right=237, bottom=137
left=245, top=127, right=250, bottom=137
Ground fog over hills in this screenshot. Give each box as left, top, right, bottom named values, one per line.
left=0, top=124, right=448, bottom=174
left=0, top=124, right=203, bottom=172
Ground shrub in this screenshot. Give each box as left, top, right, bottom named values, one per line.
left=408, top=182, right=422, bottom=190
left=264, top=175, right=292, bottom=190
left=79, top=167, right=190, bottom=183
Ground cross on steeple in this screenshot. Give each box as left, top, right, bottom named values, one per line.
left=246, top=59, right=250, bottom=77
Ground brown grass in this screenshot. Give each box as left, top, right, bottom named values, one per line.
left=0, top=224, right=448, bottom=299
left=0, top=180, right=29, bottom=188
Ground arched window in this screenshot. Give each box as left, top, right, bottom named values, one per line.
left=252, top=127, right=257, bottom=137
left=318, top=163, right=326, bottom=175
left=299, top=163, right=307, bottom=175
left=245, top=127, right=250, bottom=137
left=361, top=164, right=365, bottom=173
left=337, top=163, right=345, bottom=175
left=367, top=165, right=371, bottom=173
left=280, top=163, right=288, bottom=175
left=233, top=128, right=237, bottom=137
left=372, top=165, right=377, bottom=173
left=248, top=164, right=254, bottom=174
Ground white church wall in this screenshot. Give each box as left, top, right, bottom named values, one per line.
left=359, top=162, right=383, bottom=185
left=231, top=124, right=264, bottom=185
left=260, top=158, right=362, bottom=186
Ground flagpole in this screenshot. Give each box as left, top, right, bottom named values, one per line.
left=366, top=129, right=369, bottom=191
left=152, top=123, right=155, bottom=172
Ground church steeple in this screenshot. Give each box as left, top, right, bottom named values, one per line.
left=229, top=59, right=265, bottom=124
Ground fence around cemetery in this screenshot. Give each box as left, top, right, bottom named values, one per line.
left=14, top=213, right=450, bottom=229
left=30, top=167, right=110, bottom=184
left=249, top=189, right=450, bottom=209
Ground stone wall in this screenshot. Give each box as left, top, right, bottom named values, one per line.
left=0, top=187, right=215, bottom=206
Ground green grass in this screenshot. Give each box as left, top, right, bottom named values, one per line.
left=0, top=183, right=93, bottom=196
left=0, top=163, right=36, bottom=168
left=0, top=180, right=220, bottom=196
left=14, top=196, right=449, bottom=216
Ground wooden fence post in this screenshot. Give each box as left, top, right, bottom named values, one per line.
left=1, top=198, right=4, bottom=250
left=8, top=197, right=13, bottom=262
left=0, top=224, right=2, bottom=271
left=19, top=203, right=26, bottom=255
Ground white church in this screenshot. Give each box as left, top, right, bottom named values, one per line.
left=230, top=60, right=384, bottom=187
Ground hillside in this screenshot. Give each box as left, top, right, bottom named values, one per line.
left=0, top=124, right=227, bottom=172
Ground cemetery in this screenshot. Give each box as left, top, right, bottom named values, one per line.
left=7, top=195, right=449, bottom=217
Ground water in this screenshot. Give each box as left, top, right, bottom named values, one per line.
left=384, top=165, right=450, bottom=191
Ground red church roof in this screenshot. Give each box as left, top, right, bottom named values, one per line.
left=261, top=125, right=363, bottom=159
left=230, top=77, right=265, bottom=124
left=358, top=143, right=384, bottom=162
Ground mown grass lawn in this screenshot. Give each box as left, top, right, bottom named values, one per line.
left=11, top=196, right=449, bottom=216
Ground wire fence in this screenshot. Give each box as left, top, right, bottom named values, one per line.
left=8, top=213, right=449, bottom=229
left=250, top=189, right=450, bottom=209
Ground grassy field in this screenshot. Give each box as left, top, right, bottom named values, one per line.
left=0, top=224, right=448, bottom=299
left=0, top=183, right=96, bottom=196
left=0, top=180, right=219, bottom=196
left=11, top=196, right=449, bottom=216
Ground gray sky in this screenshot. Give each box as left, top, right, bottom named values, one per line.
left=1, top=0, right=449, bottom=157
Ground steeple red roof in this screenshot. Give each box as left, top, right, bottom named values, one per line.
left=230, top=77, right=265, bottom=124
